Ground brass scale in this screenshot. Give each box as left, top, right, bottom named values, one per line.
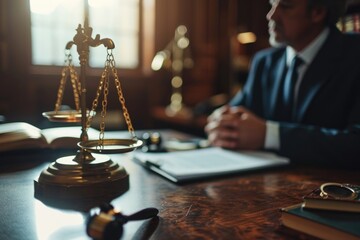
left=34, top=16, right=142, bottom=207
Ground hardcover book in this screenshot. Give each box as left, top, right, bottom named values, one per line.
left=303, top=184, right=360, bottom=213
left=280, top=203, right=360, bottom=240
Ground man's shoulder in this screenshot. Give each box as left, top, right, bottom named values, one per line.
left=342, top=32, right=360, bottom=50
left=329, top=27, right=360, bottom=54
left=342, top=31, right=360, bottom=40
left=252, top=47, right=286, bottom=63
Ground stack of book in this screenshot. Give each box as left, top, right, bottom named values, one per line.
left=280, top=183, right=360, bottom=240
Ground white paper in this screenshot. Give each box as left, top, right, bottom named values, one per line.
left=134, top=147, right=289, bottom=177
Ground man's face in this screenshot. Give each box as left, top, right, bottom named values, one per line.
left=267, top=0, right=320, bottom=49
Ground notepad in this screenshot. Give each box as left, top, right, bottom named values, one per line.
left=133, top=147, right=290, bottom=183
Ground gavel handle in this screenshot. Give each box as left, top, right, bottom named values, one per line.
left=125, top=208, right=159, bottom=221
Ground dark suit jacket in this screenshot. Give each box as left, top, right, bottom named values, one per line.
left=230, top=26, right=360, bottom=167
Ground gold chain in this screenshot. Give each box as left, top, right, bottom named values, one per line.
left=86, top=66, right=107, bottom=129
left=86, top=50, right=136, bottom=141
left=69, top=66, right=81, bottom=111
left=108, top=51, right=136, bottom=139
left=54, top=51, right=81, bottom=112
left=99, top=61, right=110, bottom=143
left=55, top=67, right=68, bottom=112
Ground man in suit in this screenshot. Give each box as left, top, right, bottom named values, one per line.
left=205, top=0, right=360, bottom=166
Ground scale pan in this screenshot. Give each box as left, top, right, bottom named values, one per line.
left=42, top=110, right=95, bottom=122
left=78, top=139, right=143, bottom=154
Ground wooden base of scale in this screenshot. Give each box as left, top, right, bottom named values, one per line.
left=34, top=152, right=129, bottom=211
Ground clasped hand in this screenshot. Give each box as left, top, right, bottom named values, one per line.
left=205, top=105, right=266, bottom=150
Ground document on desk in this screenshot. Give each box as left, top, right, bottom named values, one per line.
left=133, top=147, right=290, bottom=183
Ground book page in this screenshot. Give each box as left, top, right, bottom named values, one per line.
left=134, top=147, right=289, bottom=177
left=0, top=122, right=47, bottom=152
left=41, top=126, right=100, bottom=149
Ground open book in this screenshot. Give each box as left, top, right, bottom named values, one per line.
left=133, top=147, right=290, bottom=183
left=0, top=122, right=101, bottom=152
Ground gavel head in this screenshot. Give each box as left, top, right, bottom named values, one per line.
left=86, top=203, right=123, bottom=240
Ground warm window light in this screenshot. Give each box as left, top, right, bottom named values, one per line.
left=30, top=0, right=144, bottom=68
left=237, top=32, right=257, bottom=44
left=88, top=0, right=120, bottom=7
left=30, top=0, right=62, bottom=14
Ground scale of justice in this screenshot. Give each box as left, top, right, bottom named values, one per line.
left=34, top=16, right=143, bottom=208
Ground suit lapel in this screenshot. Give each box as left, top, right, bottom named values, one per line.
left=294, top=28, right=343, bottom=122
left=268, top=52, right=287, bottom=119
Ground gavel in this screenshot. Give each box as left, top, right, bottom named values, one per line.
left=86, top=203, right=159, bottom=240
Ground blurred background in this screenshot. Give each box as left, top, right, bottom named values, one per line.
left=0, top=0, right=359, bottom=136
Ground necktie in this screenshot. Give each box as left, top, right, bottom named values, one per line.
left=283, top=56, right=303, bottom=120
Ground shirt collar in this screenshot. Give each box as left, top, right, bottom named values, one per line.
left=286, top=27, right=330, bottom=67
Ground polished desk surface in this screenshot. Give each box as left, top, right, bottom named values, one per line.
left=1, top=130, right=359, bottom=240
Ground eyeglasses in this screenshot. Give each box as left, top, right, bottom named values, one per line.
left=320, top=182, right=358, bottom=200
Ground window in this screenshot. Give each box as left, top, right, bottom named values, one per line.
left=30, top=0, right=141, bottom=69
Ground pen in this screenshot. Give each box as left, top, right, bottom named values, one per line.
left=144, top=160, right=162, bottom=169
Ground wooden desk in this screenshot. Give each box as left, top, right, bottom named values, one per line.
left=0, top=130, right=359, bottom=240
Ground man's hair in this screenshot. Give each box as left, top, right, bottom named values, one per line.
left=307, top=0, right=348, bottom=25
